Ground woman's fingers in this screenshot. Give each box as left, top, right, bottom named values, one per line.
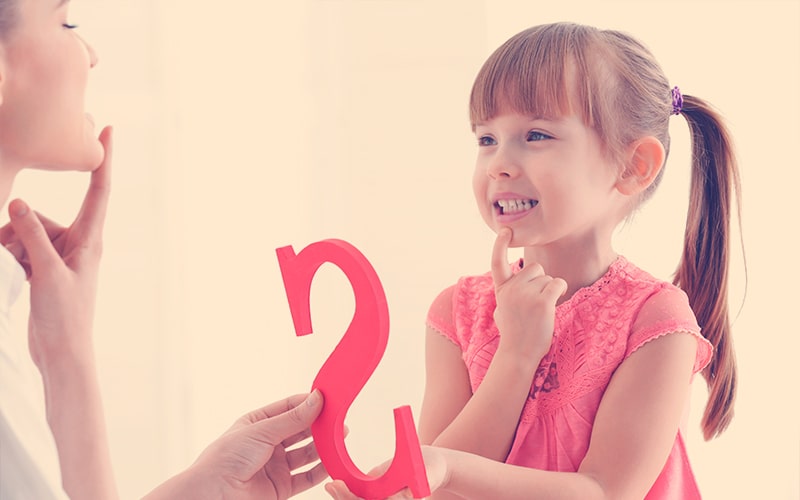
left=286, top=439, right=319, bottom=471
left=72, top=126, right=113, bottom=245
left=290, top=461, right=329, bottom=496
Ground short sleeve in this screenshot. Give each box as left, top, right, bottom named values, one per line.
left=426, top=284, right=459, bottom=346
left=626, top=285, right=713, bottom=374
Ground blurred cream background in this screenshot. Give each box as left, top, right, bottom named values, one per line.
left=5, top=0, right=798, bottom=498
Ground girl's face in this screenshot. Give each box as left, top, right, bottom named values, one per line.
left=472, top=109, right=627, bottom=251
left=0, top=0, right=102, bottom=172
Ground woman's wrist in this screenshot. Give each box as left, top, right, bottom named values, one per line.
left=36, top=344, right=120, bottom=500
left=29, top=317, right=96, bottom=371
left=34, top=337, right=96, bottom=383
left=142, top=465, right=218, bottom=500
left=38, top=350, right=100, bottom=426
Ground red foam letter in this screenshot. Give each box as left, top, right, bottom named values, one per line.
left=276, top=240, right=430, bottom=499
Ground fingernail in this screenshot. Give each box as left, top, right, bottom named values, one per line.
left=9, top=200, right=28, bottom=218
left=519, top=258, right=524, bottom=269
left=307, top=389, right=321, bottom=407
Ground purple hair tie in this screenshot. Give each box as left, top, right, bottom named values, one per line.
left=671, top=86, right=683, bottom=115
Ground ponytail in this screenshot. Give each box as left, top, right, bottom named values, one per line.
left=674, top=95, right=742, bottom=440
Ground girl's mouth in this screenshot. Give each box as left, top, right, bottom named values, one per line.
left=494, top=198, right=538, bottom=215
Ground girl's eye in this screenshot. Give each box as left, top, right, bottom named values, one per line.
left=477, top=135, right=496, bottom=147
left=527, top=130, right=551, bottom=142
left=62, top=23, right=79, bottom=29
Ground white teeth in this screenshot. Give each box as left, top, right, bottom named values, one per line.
left=496, top=199, right=537, bottom=214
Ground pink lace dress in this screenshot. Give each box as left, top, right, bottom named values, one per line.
left=426, top=256, right=712, bottom=499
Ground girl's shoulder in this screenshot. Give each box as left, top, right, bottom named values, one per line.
left=607, top=256, right=697, bottom=320
left=610, top=258, right=712, bottom=374
left=554, top=256, right=708, bottom=365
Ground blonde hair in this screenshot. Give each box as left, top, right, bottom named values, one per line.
left=470, top=22, right=742, bottom=440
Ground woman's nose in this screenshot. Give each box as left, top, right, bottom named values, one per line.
left=80, top=34, right=99, bottom=68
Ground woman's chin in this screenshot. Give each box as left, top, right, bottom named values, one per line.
left=84, top=142, right=106, bottom=171
left=56, top=134, right=105, bottom=171
left=79, top=128, right=106, bottom=170
left=32, top=146, right=104, bottom=172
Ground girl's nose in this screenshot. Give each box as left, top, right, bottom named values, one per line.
left=487, top=146, right=519, bottom=179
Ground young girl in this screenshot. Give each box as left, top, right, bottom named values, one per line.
left=327, top=21, right=739, bottom=500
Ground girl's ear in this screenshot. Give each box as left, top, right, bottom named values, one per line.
left=616, top=136, right=665, bottom=195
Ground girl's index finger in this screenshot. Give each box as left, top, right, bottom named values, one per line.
left=491, top=227, right=513, bottom=288
left=73, top=126, right=113, bottom=241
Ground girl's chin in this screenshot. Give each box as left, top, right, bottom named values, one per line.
left=503, top=230, right=538, bottom=249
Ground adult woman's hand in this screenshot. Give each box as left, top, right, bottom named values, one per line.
left=0, top=125, right=113, bottom=370
left=144, top=392, right=328, bottom=500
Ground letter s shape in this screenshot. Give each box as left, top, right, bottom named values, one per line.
left=276, top=239, right=430, bottom=499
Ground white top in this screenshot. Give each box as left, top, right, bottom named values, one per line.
left=0, top=246, right=67, bottom=499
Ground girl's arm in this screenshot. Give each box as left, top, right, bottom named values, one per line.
left=420, top=230, right=562, bottom=463
left=433, top=331, right=698, bottom=500
left=419, top=326, right=538, bottom=462
left=417, top=326, right=473, bottom=446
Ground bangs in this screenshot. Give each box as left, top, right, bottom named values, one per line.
left=469, top=23, right=602, bottom=131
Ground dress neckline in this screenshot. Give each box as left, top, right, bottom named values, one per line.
left=512, top=255, right=629, bottom=314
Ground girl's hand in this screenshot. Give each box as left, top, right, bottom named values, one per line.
left=491, top=228, right=567, bottom=364
left=324, top=446, right=448, bottom=500
left=0, top=126, right=113, bottom=370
